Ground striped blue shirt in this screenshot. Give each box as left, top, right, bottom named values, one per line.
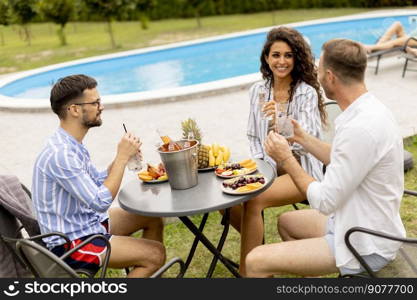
left=32, top=127, right=113, bottom=249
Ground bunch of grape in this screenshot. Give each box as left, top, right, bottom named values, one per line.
left=223, top=176, right=265, bottom=190
left=225, top=163, right=242, bottom=170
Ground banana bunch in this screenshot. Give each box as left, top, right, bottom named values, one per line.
left=208, top=143, right=231, bottom=167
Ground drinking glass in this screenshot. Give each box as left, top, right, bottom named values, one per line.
left=127, top=136, right=143, bottom=172
left=275, top=103, right=294, bottom=151
left=258, top=87, right=273, bottom=121
left=276, top=115, right=294, bottom=139
left=127, top=151, right=143, bottom=171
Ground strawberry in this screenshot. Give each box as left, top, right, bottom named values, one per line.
left=158, top=162, right=166, bottom=174
left=215, top=168, right=225, bottom=174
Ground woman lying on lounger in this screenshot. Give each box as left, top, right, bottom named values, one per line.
left=364, top=21, right=417, bottom=56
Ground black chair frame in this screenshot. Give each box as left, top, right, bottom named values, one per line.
left=4, top=232, right=111, bottom=278
left=345, top=227, right=417, bottom=278
left=368, top=47, right=403, bottom=75
left=150, top=257, right=186, bottom=278
left=345, top=189, right=417, bottom=277
left=368, top=37, right=417, bottom=75
left=6, top=183, right=186, bottom=278
left=402, top=37, right=417, bottom=78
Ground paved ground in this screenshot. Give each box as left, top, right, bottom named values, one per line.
left=1, top=50, right=416, bottom=192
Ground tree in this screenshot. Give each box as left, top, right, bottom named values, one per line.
left=185, top=0, right=207, bottom=28
left=9, top=0, right=37, bottom=46
left=0, top=0, right=10, bottom=46
left=83, top=0, right=134, bottom=49
left=38, top=0, right=75, bottom=46
left=212, top=0, right=225, bottom=14
left=135, top=0, right=157, bottom=30
left=264, top=0, right=281, bottom=25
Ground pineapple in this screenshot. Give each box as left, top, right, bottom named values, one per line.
left=181, top=118, right=210, bottom=169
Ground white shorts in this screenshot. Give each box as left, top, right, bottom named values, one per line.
left=324, top=216, right=390, bottom=276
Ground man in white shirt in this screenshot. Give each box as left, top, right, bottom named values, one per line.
left=245, top=38, right=406, bottom=277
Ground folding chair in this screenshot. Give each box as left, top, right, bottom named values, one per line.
left=401, top=37, right=417, bottom=78
left=0, top=181, right=107, bottom=278
left=367, top=36, right=417, bottom=76
left=5, top=233, right=109, bottom=278
left=0, top=203, right=107, bottom=278
left=344, top=189, right=417, bottom=278
left=2, top=182, right=185, bottom=278
left=3, top=207, right=185, bottom=278
left=10, top=236, right=185, bottom=278
left=322, top=101, right=342, bottom=144
left=0, top=203, right=30, bottom=277
left=368, top=46, right=405, bottom=75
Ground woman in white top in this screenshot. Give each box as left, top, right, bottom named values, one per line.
left=235, top=27, right=328, bottom=275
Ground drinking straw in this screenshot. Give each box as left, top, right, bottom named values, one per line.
left=123, top=123, right=127, bottom=133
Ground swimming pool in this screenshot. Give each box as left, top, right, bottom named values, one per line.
left=1, top=10, right=417, bottom=109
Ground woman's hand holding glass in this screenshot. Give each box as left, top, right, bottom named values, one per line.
left=258, top=87, right=274, bottom=121
left=261, top=101, right=276, bottom=124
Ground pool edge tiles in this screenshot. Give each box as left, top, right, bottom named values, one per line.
left=1, top=9, right=417, bottom=111
left=0, top=73, right=261, bottom=112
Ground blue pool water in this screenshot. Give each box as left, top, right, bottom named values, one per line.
left=1, top=14, right=416, bottom=99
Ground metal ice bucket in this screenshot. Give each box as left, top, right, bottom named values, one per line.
left=157, top=140, right=199, bottom=190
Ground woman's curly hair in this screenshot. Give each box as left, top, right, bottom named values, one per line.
left=260, top=26, right=327, bottom=126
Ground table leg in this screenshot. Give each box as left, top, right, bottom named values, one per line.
left=179, top=215, right=241, bottom=278
left=206, top=208, right=232, bottom=277
left=220, top=209, right=240, bottom=269
left=184, top=213, right=209, bottom=271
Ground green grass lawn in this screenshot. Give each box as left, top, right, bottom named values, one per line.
left=104, top=140, right=417, bottom=278
left=0, top=8, right=374, bottom=74
left=402, top=137, right=417, bottom=237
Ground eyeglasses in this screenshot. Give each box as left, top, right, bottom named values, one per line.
left=71, top=100, right=101, bottom=108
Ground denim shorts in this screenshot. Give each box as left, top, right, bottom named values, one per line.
left=324, top=216, right=389, bottom=276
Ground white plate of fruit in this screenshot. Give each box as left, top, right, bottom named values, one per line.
left=137, top=163, right=168, bottom=183
left=221, top=175, right=266, bottom=195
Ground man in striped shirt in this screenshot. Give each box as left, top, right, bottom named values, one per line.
left=32, top=74, right=165, bottom=277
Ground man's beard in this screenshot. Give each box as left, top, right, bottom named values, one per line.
left=82, top=113, right=102, bottom=128
left=320, top=78, right=335, bottom=100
